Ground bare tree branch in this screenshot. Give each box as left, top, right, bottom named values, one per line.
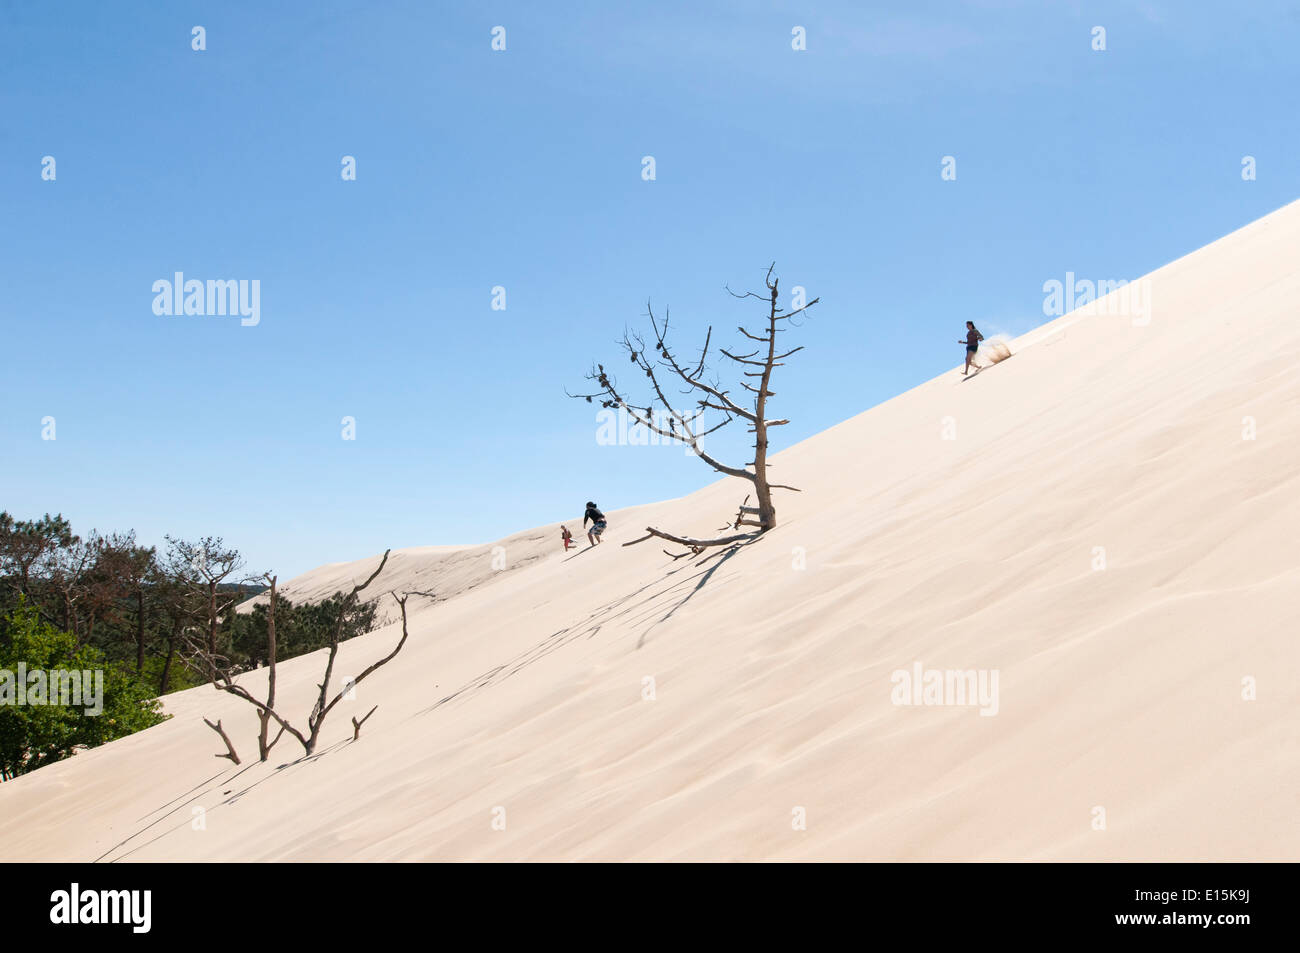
left=203, top=718, right=241, bottom=765
left=352, top=705, right=379, bottom=741
left=639, top=527, right=759, bottom=549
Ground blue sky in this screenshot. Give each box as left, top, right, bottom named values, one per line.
left=2, top=1, right=1297, bottom=577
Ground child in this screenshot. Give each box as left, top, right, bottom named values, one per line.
left=561, top=525, right=575, bottom=551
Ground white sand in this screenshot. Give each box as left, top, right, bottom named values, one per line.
left=2, top=201, right=1298, bottom=861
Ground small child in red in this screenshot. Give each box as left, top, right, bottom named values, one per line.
left=561, top=525, right=574, bottom=550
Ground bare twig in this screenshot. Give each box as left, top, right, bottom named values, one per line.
left=351, top=705, right=379, bottom=741
left=203, top=718, right=241, bottom=765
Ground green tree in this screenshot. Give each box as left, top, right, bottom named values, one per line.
left=0, top=602, right=167, bottom=779
left=230, top=590, right=380, bottom=671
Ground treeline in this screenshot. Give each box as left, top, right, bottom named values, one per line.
left=0, top=511, right=379, bottom=778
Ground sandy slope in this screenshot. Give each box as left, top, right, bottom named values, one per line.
left=3, top=201, right=1299, bottom=861
left=238, top=537, right=552, bottom=622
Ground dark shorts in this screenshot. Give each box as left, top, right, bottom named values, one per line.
left=966, top=345, right=978, bottom=354
left=592, top=521, right=607, bottom=536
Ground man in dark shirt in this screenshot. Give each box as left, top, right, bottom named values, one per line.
left=959, top=321, right=985, bottom=375
left=583, top=502, right=607, bottom=546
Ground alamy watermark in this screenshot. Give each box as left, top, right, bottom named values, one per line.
left=50, top=883, right=151, bottom=933
left=596, top=405, right=703, bottom=455
left=152, top=272, right=260, bottom=326
left=0, top=664, right=104, bottom=715
left=890, top=661, right=999, bottom=716
left=1043, top=272, right=1152, bottom=326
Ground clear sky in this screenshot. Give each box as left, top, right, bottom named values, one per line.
left=3, top=1, right=1297, bottom=578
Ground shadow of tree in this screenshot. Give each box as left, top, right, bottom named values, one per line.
left=425, top=538, right=761, bottom=715
left=93, top=537, right=761, bottom=860
left=96, top=738, right=353, bottom=862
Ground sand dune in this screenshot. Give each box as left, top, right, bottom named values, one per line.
left=2, top=201, right=1298, bottom=861
left=240, top=538, right=548, bottom=620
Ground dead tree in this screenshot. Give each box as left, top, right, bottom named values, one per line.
left=192, top=550, right=422, bottom=759
left=164, top=536, right=243, bottom=681
left=570, top=264, right=818, bottom=549
left=255, top=573, right=284, bottom=761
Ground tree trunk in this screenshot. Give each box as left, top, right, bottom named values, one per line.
left=160, top=628, right=177, bottom=694
left=207, top=582, right=217, bottom=655
left=751, top=281, right=780, bottom=531
left=135, top=588, right=146, bottom=673
left=258, top=576, right=278, bottom=761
